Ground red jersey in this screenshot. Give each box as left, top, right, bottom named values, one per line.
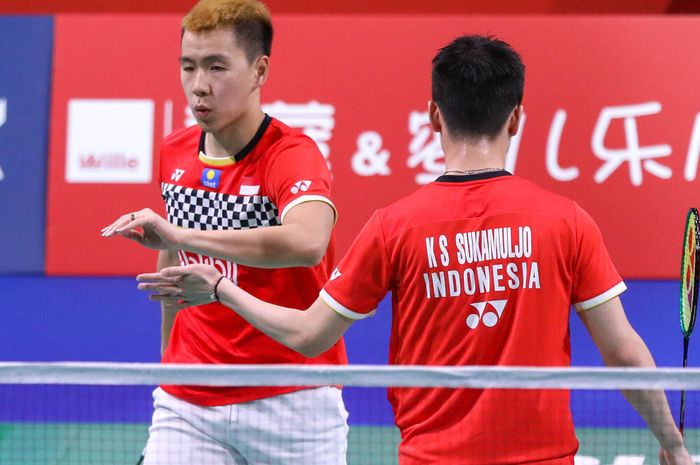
left=321, top=171, right=625, bottom=465
left=159, top=115, right=347, bottom=406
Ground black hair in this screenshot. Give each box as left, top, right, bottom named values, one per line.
left=431, top=35, right=525, bottom=138
left=232, top=16, right=272, bottom=61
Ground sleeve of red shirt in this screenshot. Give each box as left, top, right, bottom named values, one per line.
left=571, top=203, right=627, bottom=311
left=264, top=136, right=337, bottom=224
left=320, top=211, right=392, bottom=319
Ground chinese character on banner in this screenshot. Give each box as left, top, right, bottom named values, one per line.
left=351, top=131, right=391, bottom=176
left=263, top=101, right=335, bottom=169
left=0, top=97, right=6, bottom=181
left=407, top=111, right=444, bottom=185
left=545, top=109, right=580, bottom=182
left=160, top=101, right=195, bottom=138
left=592, top=102, right=672, bottom=186
left=685, top=113, right=700, bottom=182
left=184, top=103, right=196, bottom=129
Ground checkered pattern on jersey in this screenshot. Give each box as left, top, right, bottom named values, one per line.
left=161, top=183, right=280, bottom=230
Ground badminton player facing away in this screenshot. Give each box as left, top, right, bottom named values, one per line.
left=102, top=0, right=348, bottom=464
left=137, top=36, right=694, bottom=465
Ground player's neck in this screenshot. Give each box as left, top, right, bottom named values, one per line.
left=442, top=135, right=507, bottom=172
left=205, top=109, right=266, bottom=158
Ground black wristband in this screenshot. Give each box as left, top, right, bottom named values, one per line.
left=212, top=276, right=226, bottom=302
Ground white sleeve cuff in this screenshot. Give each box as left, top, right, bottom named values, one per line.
left=319, top=289, right=376, bottom=320
left=280, top=195, right=338, bottom=225
left=574, top=281, right=627, bottom=312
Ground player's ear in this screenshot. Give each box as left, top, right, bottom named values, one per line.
left=428, top=100, right=442, bottom=133
left=507, top=105, right=523, bottom=137
left=253, top=55, right=270, bottom=88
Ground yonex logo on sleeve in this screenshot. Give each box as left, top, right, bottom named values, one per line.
left=291, top=180, right=312, bottom=194
left=330, top=269, right=342, bottom=281
left=171, top=169, right=185, bottom=181
left=465, top=300, right=507, bottom=329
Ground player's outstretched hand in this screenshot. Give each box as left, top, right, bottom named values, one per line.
left=659, top=445, right=696, bottom=465
left=137, top=264, right=224, bottom=310
left=101, top=208, right=181, bottom=250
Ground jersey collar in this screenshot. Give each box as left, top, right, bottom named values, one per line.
left=198, top=113, right=272, bottom=166
left=434, top=170, right=512, bottom=183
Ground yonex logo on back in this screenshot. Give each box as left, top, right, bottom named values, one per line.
left=466, top=299, right=507, bottom=329
left=171, top=169, right=185, bottom=181
left=291, top=180, right=312, bottom=194
left=330, top=268, right=342, bottom=281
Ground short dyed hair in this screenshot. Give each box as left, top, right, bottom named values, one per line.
left=182, top=0, right=273, bottom=62
left=432, top=35, right=525, bottom=139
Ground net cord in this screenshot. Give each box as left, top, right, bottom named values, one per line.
left=1, top=362, right=700, bottom=390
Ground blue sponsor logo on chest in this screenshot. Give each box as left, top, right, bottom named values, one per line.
left=200, top=168, right=221, bottom=189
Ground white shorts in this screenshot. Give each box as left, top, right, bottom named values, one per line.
left=143, top=386, right=348, bottom=465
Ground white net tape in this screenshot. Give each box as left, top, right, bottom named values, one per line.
left=2, top=362, right=700, bottom=389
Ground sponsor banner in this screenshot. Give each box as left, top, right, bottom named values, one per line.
left=45, top=15, right=178, bottom=274
left=46, top=14, right=700, bottom=277
left=65, top=99, right=154, bottom=183
left=0, top=16, right=53, bottom=273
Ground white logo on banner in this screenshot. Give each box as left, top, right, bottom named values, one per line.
left=0, top=98, right=6, bottom=128
left=0, top=98, right=6, bottom=182
left=592, top=102, right=672, bottom=186
left=0, top=98, right=7, bottom=181
left=687, top=113, right=700, bottom=182
left=65, top=99, right=154, bottom=183
left=184, top=104, right=196, bottom=129
left=352, top=131, right=391, bottom=176
left=264, top=101, right=335, bottom=170
left=545, top=109, right=579, bottom=181
left=407, top=111, right=444, bottom=185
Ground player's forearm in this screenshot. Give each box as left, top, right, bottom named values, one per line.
left=603, top=334, right=685, bottom=450
left=177, top=224, right=328, bottom=268
left=215, top=278, right=327, bottom=357
left=621, top=389, right=684, bottom=451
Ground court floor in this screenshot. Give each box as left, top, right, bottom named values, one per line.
left=1, top=423, right=697, bottom=465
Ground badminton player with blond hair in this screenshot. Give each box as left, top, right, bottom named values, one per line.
left=102, top=1, right=348, bottom=464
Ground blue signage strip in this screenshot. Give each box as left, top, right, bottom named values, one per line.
left=0, top=276, right=694, bottom=428
left=0, top=16, right=53, bottom=273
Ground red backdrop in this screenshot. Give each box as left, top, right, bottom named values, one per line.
left=46, top=14, right=700, bottom=278
left=0, top=0, right=689, bottom=15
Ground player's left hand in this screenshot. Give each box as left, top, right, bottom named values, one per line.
left=101, top=208, right=181, bottom=250
left=137, top=264, right=223, bottom=310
